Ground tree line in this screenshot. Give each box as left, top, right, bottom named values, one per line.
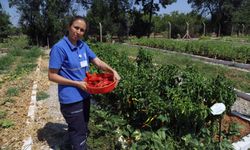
left=0, top=0, right=249, bottom=46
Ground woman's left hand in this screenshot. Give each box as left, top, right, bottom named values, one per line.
left=112, top=70, right=121, bottom=87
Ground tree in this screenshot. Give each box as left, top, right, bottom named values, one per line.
left=134, top=0, right=176, bottom=37
left=86, top=0, right=110, bottom=36
left=86, top=0, right=131, bottom=41
left=187, top=0, right=245, bottom=36
left=152, top=11, right=204, bottom=38
left=0, top=5, right=12, bottom=42
left=9, top=0, right=74, bottom=46
left=232, top=0, right=250, bottom=34
left=130, top=9, right=150, bottom=38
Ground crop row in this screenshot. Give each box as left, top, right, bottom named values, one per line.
left=90, top=43, right=238, bottom=149
left=129, top=38, right=250, bottom=64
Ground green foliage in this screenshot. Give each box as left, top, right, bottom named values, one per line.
left=9, top=0, right=74, bottom=46
left=131, top=128, right=177, bottom=150
left=0, top=119, right=14, bottom=128
left=86, top=0, right=130, bottom=40
left=232, top=1, right=250, bottom=27
left=88, top=105, right=126, bottom=149
left=130, top=38, right=250, bottom=63
left=187, top=0, right=249, bottom=35
left=152, top=11, right=204, bottom=37
left=0, top=37, right=42, bottom=88
left=6, top=87, right=19, bottom=97
left=90, top=43, right=237, bottom=149
left=37, top=91, right=49, bottom=101
left=0, top=10, right=12, bottom=42
left=136, top=48, right=153, bottom=68
left=0, top=54, right=14, bottom=73
left=181, top=133, right=234, bottom=150
left=129, top=9, right=151, bottom=38
left=0, top=110, right=7, bottom=119
left=226, top=122, right=243, bottom=137
left=0, top=35, right=29, bottom=49
left=134, top=0, right=176, bottom=37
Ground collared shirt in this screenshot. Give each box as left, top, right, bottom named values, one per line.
left=49, top=36, right=96, bottom=104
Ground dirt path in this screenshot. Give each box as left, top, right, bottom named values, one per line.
left=32, top=82, right=69, bottom=149
left=30, top=50, right=69, bottom=149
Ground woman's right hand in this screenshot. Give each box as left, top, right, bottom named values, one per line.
left=77, top=81, right=88, bottom=91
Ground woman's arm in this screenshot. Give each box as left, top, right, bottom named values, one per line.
left=91, top=57, right=121, bottom=81
left=48, top=68, right=87, bottom=91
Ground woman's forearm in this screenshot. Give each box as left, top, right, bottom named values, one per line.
left=48, top=69, right=87, bottom=91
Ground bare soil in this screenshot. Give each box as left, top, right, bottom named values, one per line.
left=0, top=62, right=39, bottom=149
left=222, top=114, right=250, bottom=142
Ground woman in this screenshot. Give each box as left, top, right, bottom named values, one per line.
left=48, top=16, right=120, bottom=150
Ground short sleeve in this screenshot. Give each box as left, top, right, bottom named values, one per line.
left=49, top=46, right=65, bottom=69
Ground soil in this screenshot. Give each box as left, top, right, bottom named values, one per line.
left=0, top=49, right=250, bottom=149
left=0, top=59, right=41, bottom=149
left=222, top=114, right=250, bottom=142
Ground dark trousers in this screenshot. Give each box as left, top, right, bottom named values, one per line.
left=60, top=98, right=90, bottom=150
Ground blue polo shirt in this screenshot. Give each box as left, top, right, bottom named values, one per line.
left=49, top=36, right=96, bottom=104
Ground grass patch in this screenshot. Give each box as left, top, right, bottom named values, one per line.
left=1, top=97, right=15, bottom=105
left=0, top=119, right=14, bottom=128
left=0, top=54, right=14, bottom=72
left=37, top=91, right=49, bottom=101
left=0, top=110, right=7, bottom=119
left=6, top=87, right=19, bottom=97
left=0, top=36, right=42, bottom=84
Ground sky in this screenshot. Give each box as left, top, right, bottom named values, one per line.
left=1, top=0, right=192, bottom=27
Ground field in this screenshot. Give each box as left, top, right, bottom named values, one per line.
left=0, top=36, right=250, bottom=149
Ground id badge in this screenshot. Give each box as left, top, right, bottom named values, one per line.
left=80, top=60, right=88, bottom=67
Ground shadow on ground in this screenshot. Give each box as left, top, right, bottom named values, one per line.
left=37, top=122, right=72, bottom=150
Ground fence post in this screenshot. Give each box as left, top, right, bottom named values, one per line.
left=242, top=24, right=245, bottom=36
left=202, top=21, right=206, bottom=36
left=182, top=22, right=191, bottom=39
left=99, top=22, right=102, bottom=42
left=168, top=21, right=171, bottom=39
left=231, top=25, right=234, bottom=36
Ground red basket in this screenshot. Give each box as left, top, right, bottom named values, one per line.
left=84, top=72, right=117, bottom=94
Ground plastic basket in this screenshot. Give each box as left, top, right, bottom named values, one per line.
left=84, top=73, right=117, bottom=94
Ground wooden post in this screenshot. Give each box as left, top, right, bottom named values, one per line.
left=182, top=22, right=191, bottom=39
left=242, top=24, right=245, bottom=36
left=168, top=21, right=171, bottom=39
left=202, top=21, right=206, bottom=36
left=218, top=23, right=221, bottom=37
left=99, top=22, right=102, bottom=42
left=231, top=25, right=234, bottom=36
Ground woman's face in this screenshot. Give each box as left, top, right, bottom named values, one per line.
left=68, top=19, right=86, bottom=45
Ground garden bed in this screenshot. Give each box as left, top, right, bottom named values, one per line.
left=223, top=114, right=250, bottom=142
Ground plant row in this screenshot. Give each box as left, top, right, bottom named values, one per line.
left=89, top=43, right=238, bottom=149
left=0, top=36, right=42, bottom=86
left=129, top=38, right=250, bottom=64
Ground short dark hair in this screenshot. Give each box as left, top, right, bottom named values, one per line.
left=68, top=15, right=88, bottom=27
